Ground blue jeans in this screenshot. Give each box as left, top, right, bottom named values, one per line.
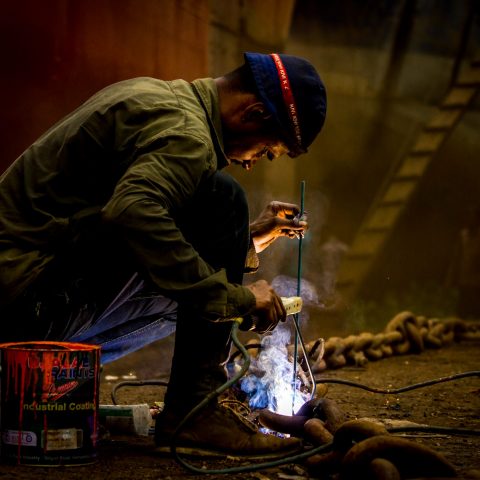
left=1, top=171, right=250, bottom=407
left=67, top=272, right=178, bottom=364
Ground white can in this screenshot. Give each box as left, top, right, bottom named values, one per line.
left=99, top=404, right=152, bottom=436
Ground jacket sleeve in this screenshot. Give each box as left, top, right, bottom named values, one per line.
left=101, top=132, right=256, bottom=319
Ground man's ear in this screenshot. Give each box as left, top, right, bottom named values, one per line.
left=241, top=102, right=272, bottom=124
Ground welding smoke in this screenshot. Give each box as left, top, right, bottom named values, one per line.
left=239, top=239, right=348, bottom=414
left=272, top=235, right=348, bottom=309
left=240, top=323, right=309, bottom=415
left=272, top=275, right=323, bottom=321
left=315, top=235, right=349, bottom=301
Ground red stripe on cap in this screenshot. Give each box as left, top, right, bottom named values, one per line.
left=270, top=53, right=302, bottom=147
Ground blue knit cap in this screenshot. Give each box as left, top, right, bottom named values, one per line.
left=244, top=52, right=327, bottom=157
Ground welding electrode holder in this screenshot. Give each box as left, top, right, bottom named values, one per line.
left=171, top=296, right=310, bottom=474
left=236, top=296, right=304, bottom=332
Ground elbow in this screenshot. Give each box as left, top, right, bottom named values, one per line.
left=101, top=196, right=142, bottom=226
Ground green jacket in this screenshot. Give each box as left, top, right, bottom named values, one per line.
left=0, top=77, right=256, bottom=318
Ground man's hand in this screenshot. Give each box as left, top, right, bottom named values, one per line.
left=243, top=280, right=286, bottom=334
left=250, top=201, right=308, bottom=253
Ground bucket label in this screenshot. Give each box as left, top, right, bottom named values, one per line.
left=0, top=342, right=100, bottom=465
left=41, top=428, right=83, bottom=451
left=2, top=430, right=38, bottom=447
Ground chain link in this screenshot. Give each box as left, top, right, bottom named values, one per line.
left=307, top=313, right=480, bottom=372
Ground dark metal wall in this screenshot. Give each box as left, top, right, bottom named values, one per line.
left=0, top=0, right=209, bottom=172
left=282, top=0, right=480, bottom=300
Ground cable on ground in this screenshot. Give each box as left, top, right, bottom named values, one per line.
left=167, top=322, right=480, bottom=475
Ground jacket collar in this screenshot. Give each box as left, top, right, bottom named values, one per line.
left=191, top=79, right=230, bottom=169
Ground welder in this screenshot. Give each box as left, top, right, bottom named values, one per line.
left=0, top=52, right=326, bottom=458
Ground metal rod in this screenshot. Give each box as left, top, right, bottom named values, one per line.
left=292, top=319, right=316, bottom=397
left=292, top=180, right=305, bottom=413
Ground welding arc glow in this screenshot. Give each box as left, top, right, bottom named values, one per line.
left=240, top=323, right=309, bottom=415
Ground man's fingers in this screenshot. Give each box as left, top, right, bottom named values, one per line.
left=270, top=201, right=300, bottom=217
left=280, top=228, right=306, bottom=240
left=275, top=219, right=308, bottom=237
left=282, top=229, right=305, bottom=239
left=274, top=293, right=286, bottom=323
left=246, top=280, right=289, bottom=333
left=276, top=217, right=305, bottom=228
left=259, top=295, right=284, bottom=334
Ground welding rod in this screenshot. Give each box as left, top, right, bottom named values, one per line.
left=292, top=180, right=316, bottom=411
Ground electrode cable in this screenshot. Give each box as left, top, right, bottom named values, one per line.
left=314, top=370, right=480, bottom=394
left=166, top=321, right=480, bottom=474
left=170, top=320, right=336, bottom=475
left=107, top=166, right=479, bottom=473
left=107, top=328, right=480, bottom=474
left=109, top=370, right=480, bottom=406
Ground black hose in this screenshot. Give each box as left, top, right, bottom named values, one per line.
left=314, top=370, right=480, bottom=394
left=168, top=325, right=480, bottom=474
left=108, top=331, right=480, bottom=474
left=171, top=321, right=338, bottom=474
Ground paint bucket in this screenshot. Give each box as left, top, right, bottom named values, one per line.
left=0, top=341, right=100, bottom=466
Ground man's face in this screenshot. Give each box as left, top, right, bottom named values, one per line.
left=224, top=132, right=290, bottom=171
left=220, top=98, right=291, bottom=170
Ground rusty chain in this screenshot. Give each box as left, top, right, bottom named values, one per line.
left=305, top=312, right=480, bottom=372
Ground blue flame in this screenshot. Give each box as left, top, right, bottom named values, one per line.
left=240, top=323, right=308, bottom=415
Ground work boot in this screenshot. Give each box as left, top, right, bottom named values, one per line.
left=154, top=403, right=303, bottom=459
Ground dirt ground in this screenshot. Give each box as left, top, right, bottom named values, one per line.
left=0, top=328, right=479, bottom=479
